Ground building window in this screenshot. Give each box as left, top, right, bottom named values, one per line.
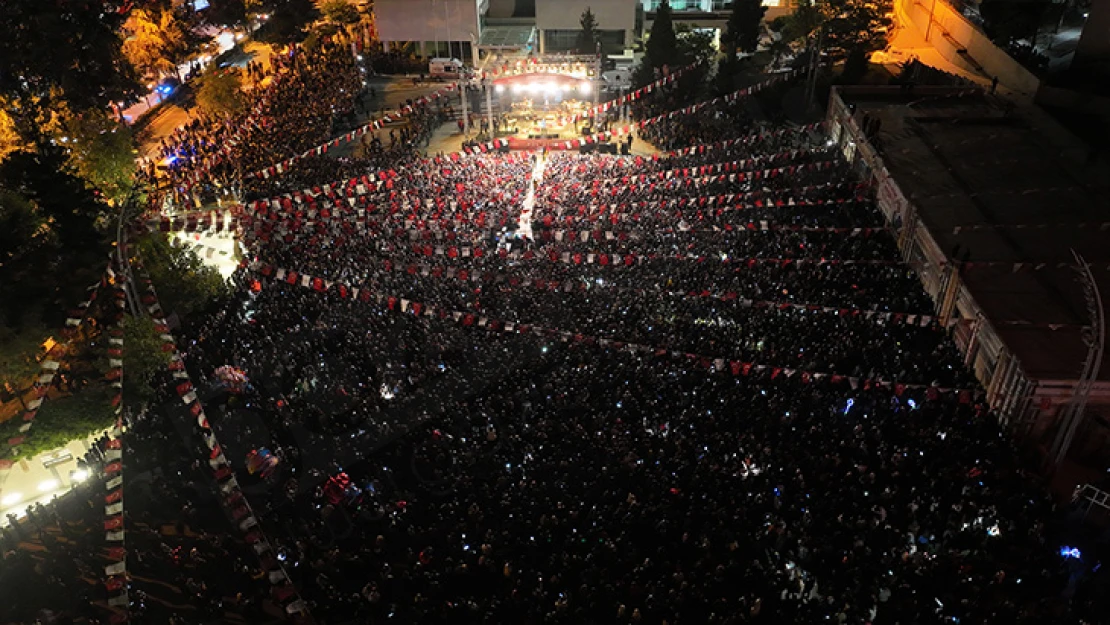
left=711, top=0, right=733, bottom=9
left=646, top=0, right=694, bottom=10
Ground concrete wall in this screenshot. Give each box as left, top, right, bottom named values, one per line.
left=897, top=0, right=1041, bottom=97
left=376, top=0, right=483, bottom=43
left=536, top=0, right=637, bottom=31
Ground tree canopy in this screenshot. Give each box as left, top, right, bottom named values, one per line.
left=0, top=0, right=139, bottom=116
left=203, top=0, right=249, bottom=28
left=0, top=387, right=117, bottom=461
left=62, top=110, right=138, bottom=204
left=645, top=1, right=680, bottom=70
left=258, top=0, right=321, bottom=47
left=122, top=7, right=200, bottom=82
left=137, top=234, right=230, bottom=320
left=321, top=0, right=361, bottom=25
left=722, top=0, right=767, bottom=57
left=576, top=8, right=601, bottom=55
left=197, top=68, right=248, bottom=119
left=676, top=25, right=716, bottom=67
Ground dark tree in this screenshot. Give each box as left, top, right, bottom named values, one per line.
left=203, top=0, right=248, bottom=28
left=646, top=1, right=680, bottom=70
left=576, top=8, right=601, bottom=55
left=722, top=0, right=767, bottom=58
left=0, top=0, right=139, bottom=138
left=258, top=0, right=321, bottom=47
left=0, top=148, right=105, bottom=253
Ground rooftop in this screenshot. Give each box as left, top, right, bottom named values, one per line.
left=479, top=24, right=536, bottom=48
left=841, top=87, right=1110, bottom=382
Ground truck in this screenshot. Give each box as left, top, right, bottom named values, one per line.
left=428, top=57, right=464, bottom=80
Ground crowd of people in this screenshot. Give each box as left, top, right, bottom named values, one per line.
left=155, top=39, right=362, bottom=208
left=162, top=87, right=1084, bottom=623
left=2, top=66, right=1097, bottom=625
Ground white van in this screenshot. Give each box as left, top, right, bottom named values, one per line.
left=428, top=57, right=464, bottom=80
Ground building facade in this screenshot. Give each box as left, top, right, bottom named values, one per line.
left=535, top=0, right=638, bottom=55
left=827, top=85, right=1110, bottom=485
left=375, top=0, right=490, bottom=61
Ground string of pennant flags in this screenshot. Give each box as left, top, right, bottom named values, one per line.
left=237, top=120, right=826, bottom=215
left=253, top=257, right=944, bottom=330
left=554, top=63, right=699, bottom=127
left=546, top=147, right=837, bottom=185
left=544, top=157, right=843, bottom=189
left=102, top=261, right=129, bottom=623
left=135, top=265, right=312, bottom=622
left=243, top=178, right=867, bottom=227
left=249, top=263, right=981, bottom=401
left=667, top=123, right=826, bottom=157
left=249, top=80, right=462, bottom=181
left=0, top=271, right=108, bottom=471
left=242, top=198, right=869, bottom=244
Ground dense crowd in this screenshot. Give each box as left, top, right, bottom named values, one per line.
left=169, top=95, right=1077, bottom=623
left=157, top=40, right=362, bottom=207
left=2, top=67, right=1094, bottom=625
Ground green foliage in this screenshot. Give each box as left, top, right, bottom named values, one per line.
left=258, top=0, right=321, bottom=47
left=0, top=387, right=116, bottom=461
left=197, top=68, right=247, bottom=119
left=0, top=189, right=42, bottom=269
left=321, top=0, right=361, bottom=25
left=137, top=233, right=230, bottom=320
left=676, top=24, right=716, bottom=66
left=0, top=323, right=50, bottom=390
left=576, top=8, right=601, bottom=55
left=62, top=109, right=138, bottom=204
left=122, top=7, right=202, bottom=82
left=0, top=148, right=106, bottom=252
left=722, top=0, right=767, bottom=57
left=0, top=0, right=139, bottom=116
left=645, top=1, right=680, bottom=70
left=822, top=0, right=894, bottom=60
left=0, top=152, right=107, bottom=338
left=772, top=0, right=823, bottom=44
left=204, top=0, right=249, bottom=27
left=96, top=315, right=170, bottom=409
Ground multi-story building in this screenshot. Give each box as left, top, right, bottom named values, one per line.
left=535, top=0, right=638, bottom=54
left=375, top=0, right=490, bottom=61
left=642, top=0, right=797, bottom=46
left=374, top=0, right=796, bottom=61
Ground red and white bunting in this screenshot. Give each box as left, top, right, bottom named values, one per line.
left=136, top=266, right=311, bottom=623
left=0, top=269, right=110, bottom=472
left=102, top=262, right=128, bottom=622
left=251, top=263, right=979, bottom=398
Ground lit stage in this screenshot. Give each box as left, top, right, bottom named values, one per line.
left=488, top=73, right=612, bottom=151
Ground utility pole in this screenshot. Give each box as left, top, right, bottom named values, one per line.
left=804, top=26, right=824, bottom=110
left=461, top=78, right=469, bottom=136
left=485, top=77, right=495, bottom=140
left=1051, top=251, right=1106, bottom=467
left=594, top=41, right=602, bottom=111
